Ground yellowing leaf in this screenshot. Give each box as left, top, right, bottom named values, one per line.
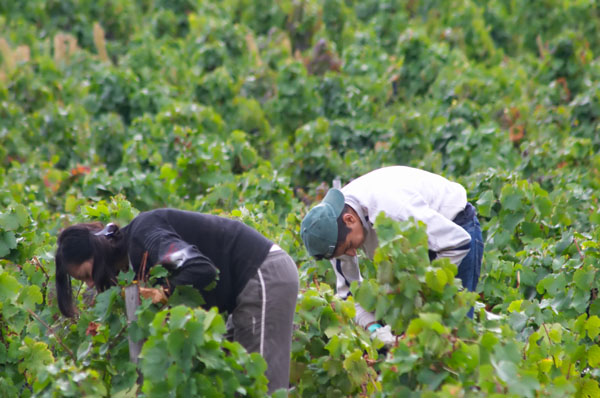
left=580, top=378, right=600, bottom=398
left=588, top=345, right=600, bottom=368
left=586, top=316, right=600, bottom=340
left=538, top=358, right=553, bottom=373
left=425, top=268, right=445, bottom=293
left=339, top=298, right=356, bottom=320
left=508, top=300, right=523, bottom=312
left=436, top=268, right=448, bottom=286
left=159, top=163, right=177, bottom=180
left=406, top=318, right=425, bottom=337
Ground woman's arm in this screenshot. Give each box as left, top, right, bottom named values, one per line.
left=132, top=224, right=220, bottom=293
left=167, top=253, right=219, bottom=292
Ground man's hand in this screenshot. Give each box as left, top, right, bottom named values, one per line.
left=370, top=325, right=396, bottom=348
left=139, top=287, right=168, bottom=304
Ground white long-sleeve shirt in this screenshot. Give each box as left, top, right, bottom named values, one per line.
left=331, top=166, right=472, bottom=328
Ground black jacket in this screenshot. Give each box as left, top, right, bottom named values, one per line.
left=121, top=209, right=273, bottom=313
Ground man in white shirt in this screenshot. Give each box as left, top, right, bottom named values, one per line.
left=300, top=166, right=484, bottom=346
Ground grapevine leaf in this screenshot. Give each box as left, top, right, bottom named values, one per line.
left=533, top=196, right=553, bottom=218
left=0, top=231, right=17, bottom=257
left=476, top=190, right=495, bottom=218
left=342, top=349, right=369, bottom=385
left=588, top=345, right=600, bottom=368
left=0, top=213, right=19, bottom=230
left=0, top=273, right=21, bottom=301
left=169, top=306, right=191, bottom=330
left=500, top=185, right=525, bottom=211
left=168, top=285, right=206, bottom=308
left=586, top=316, right=600, bottom=339
left=18, top=285, right=43, bottom=310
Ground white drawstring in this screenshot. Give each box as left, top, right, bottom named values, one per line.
left=257, top=269, right=267, bottom=356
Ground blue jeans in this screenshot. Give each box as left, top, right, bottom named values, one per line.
left=455, top=207, right=484, bottom=317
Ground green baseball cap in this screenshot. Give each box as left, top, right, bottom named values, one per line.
left=301, top=188, right=345, bottom=259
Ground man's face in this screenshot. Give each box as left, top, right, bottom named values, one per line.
left=332, top=211, right=365, bottom=258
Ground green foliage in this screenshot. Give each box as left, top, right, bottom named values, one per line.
left=1, top=0, right=600, bottom=396
left=291, top=283, right=381, bottom=396
left=353, top=215, right=475, bottom=334
left=140, top=306, right=268, bottom=396
left=266, top=61, right=320, bottom=135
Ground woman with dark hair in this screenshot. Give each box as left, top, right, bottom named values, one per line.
left=55, top=222, right=129, bottom=316
left=55, top=208, right=299, bottom=393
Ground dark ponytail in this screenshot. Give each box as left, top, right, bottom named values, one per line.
left=55, top=254, right=75, bottom=317
left=55, top=222, right=127, bottom=317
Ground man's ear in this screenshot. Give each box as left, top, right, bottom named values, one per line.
left=342, top=212, right=357, bottom=227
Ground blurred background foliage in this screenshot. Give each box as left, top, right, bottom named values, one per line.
left=1, top=0, right=599, bottom=396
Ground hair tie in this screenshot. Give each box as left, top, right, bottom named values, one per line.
left=94, top=223, right=117, bottom=238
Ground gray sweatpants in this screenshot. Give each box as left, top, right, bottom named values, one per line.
left=229, top=248, right=299, bottom=393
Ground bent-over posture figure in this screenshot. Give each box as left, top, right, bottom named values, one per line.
left=301, top=166, right=483, bottom=345
left=55, top=208, right=299, bottom=393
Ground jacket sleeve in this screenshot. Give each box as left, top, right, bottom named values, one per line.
left=167, top=254, right=219, bottom=292
left=160, top=243, right=219, bottom=292
left=139, top=227, right=219, bottom=292
left=331, top=255, right=377, bottom=329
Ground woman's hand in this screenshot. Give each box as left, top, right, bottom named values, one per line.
left=139, top=287, right=168, bottom=304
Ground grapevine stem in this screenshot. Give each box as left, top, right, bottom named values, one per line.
left=106, top=324, right=128, bottom=352
left=75, top=280, right=84, bottom=299
left=442, top=365, right=459, bottom=376
left=542, top=323, right=559, bottom=368
left=573, top=238, right=585, bottom=260
left=25, top=308, right=77, bottom=362
left=32, top=256, right=49, bottom=280
left=32, top=257, right=49, bottom=306
left=542, top=323, right=552, bottom=345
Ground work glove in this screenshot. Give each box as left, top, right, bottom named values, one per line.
left=369, top=324, right=396, bottom=348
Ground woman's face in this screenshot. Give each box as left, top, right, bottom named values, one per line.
left=69, top=259, right=94, bottom=288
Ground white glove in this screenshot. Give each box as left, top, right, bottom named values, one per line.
left=370, top=325, right=396, bottom=348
